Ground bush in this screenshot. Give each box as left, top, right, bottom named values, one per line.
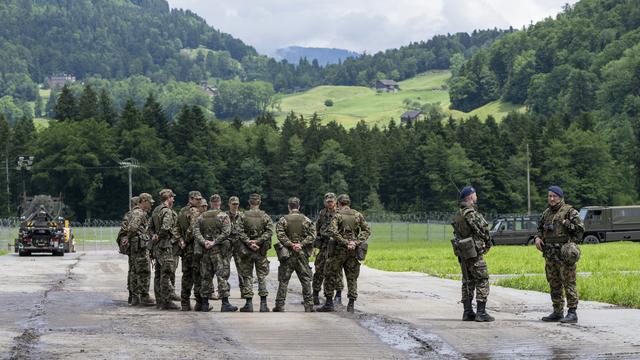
left=324, top=99, right=333, bottom=107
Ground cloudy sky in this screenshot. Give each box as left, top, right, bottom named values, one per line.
left=166, top=0, right=578, bottom=55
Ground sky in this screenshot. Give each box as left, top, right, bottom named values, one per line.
left=166, top=0, right=579, bottom=55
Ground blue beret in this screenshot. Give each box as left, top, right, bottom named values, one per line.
left=460, top=186, right=476, bottom=199
left=548, top=185, right=564, bottom=197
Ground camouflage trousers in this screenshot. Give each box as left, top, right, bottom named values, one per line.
left=200, top=250, right=229, bottom=299
left=323, top=248, right=360, bottom=300
left=312, top=247, right=344, bottom=293
left=130, top=244, right=151, bottom=297
left=275, top=252, right=313, bottom=306
left=180, top=249, right=199, bottom=304
left=127, top=253, right=135, bottom=295
left=239, top=252, right=270, bottom=298
left=459, top=255, right=490, bottom=303
left=216, top=252, right=234, bottom=294
left=545, top=259, right=578, bottom=312
left=154, top=247, right=175, bottom=305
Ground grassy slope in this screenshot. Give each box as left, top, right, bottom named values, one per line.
left=276, top=70, right=524, bottom=127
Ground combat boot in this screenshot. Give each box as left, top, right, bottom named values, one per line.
left=240, top=298, right=253, bottom=312
left=474, top=301, right=495, bottom=322
left=194, top=296, right=202, bottom=312
left=316, top=298, right=335, bottom=312
left=272, top=302, right=285, bottom=312
left=313, top=291, right=320, bottom=306
left=139, top=294, right=155, bottom=307
left=560, top=308, right=578, bottom=324
left=304, top=304, right=316, bottom=312
left=170, top=292, right=181, bottom=301
left=220, top=297, right=238, bottom=312
left=162, top=301, right=180, bottom=310
left=181, top=301, right=191, bottom=311
left=462, top=300, right=476, bottom=321
left=334, top=291, right=343, bottom=305
left=200, top=297, right=213, bottom=312
left=128, top=292, right=133, bottom=305
left=130, top=295, right=140, bottom=306
left=347, top=299, right=355, bottom=313
left=260, top=296, right=270, bottom=312
left=541, top=310, right=564, bottom=322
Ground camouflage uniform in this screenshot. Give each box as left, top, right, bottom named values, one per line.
left=116, top=205, right=137, bottom=299
left=227, top=210, right=247, bottom=289
left=150, top=202, right=180, bottom=307
left=313, top=207, right=345, bottom=294
left=324, top=207, right=370, bottom=302
left=194, top=209, right=231, bottom=300
left=238, top=208, right=273, bottom=299
left=451, top=201, right=492, bottom=303
left=177, top=204, right=202, bottom=308
left=127, top=206, right=152, bottom=301
left=538, top=202, right=584, bottom=313
left=274, top=209, right=315, bottom=308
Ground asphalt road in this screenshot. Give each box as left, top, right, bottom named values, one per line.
left=1, top=250, right=639, bottom=359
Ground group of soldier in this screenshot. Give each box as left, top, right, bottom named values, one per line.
left=116, top=189, right=370, bottom=313
left=451, top=185, right=584, bottom=324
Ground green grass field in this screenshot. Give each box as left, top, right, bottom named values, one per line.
left=0, top=250, right=7, bottom=256
left=276, top=71, right=524, bottom=127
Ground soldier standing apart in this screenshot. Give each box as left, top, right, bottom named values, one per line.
left=238, top=193, right=273, bottom=312
left=273, top=197, right=316, bottom=312
left=194, top=194, right=237, bottom=312
left=534, top=186, right=584, bottom=324
left=127, top=193, right=155, bottom=306
left=318, top=194, right=370, bottom=313
left=116, top=196, right=139, bottom=304
left=451, top=186, right=494, bottom=322
left=312, top=192, right=345, bottom=306
left=176, top=191, right=203, bottom=311
left=150, top=189, right=181, bottom=310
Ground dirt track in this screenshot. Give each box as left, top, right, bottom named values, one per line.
left=1, top=250, right=639, bottom=359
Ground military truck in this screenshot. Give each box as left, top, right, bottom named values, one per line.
left=579, top=205, right=640, bottom=244
left=490, top=215, right=539, bottom=245
left=14, top=195, right=75, bottom=256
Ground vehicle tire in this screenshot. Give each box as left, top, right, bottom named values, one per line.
left=18, top=250, right=26, bottom=257
left=582, top=234, right=600, bottom=244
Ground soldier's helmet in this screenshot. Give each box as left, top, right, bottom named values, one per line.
left=229, top=196, right=240, bottom=205
left=561, top=242, right=581, bottom=265
left=324, top=192, right=336, bottom=201
left=159, top=189, right=176, bottom=201
left=130, top=196, right=140, bottom=207
left=139, top=193, right=155, bottom=204
left=210, top=194, right=222, bottom=202
left=249, top=193, right=261, bottom=201
left=288, top=197, right=300, bottom=208
left=200, top=198, right=208, bottom=209
left=188, top=191, right=203, bottom=200
left=337, top=194, right=350, bottom=205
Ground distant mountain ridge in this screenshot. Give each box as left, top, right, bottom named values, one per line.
left=274, top=46, right=360, bottom=66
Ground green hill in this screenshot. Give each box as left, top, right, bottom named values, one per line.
left=276, top=70, right=524, bottom=127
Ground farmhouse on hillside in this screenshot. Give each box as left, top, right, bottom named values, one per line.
left=47, top=73, right=76, bottom=89
left=400, top=110, right=422, bottom=125
left=374, top=79, right=400, bottom=92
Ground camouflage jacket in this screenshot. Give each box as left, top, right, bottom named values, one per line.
left=150, top=204, right=180, bottom=249
left=228, top=211, right=249, bottom=248
left=241, top=208, right=273, bottom=246
left=328, top=207, right=371, bottom=246
left=126, top=207, right=150, bottom=247
left=276, top=210, right=315, bottom=254
left=177, top=204, right=200, bottom=246
left=116, top=205, right=138, bottom=246
left=193, top=209, right=231, bottom=253
left=315, top=207, right=336, bottom=248
left=452, top=202, right=491, bottom=250
left=537, top=202, right=584, bottom=260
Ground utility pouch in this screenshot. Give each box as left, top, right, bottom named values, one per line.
left=274, top=242, right=290, bottom=262
left=356, top=242, right=368, bottom=261
left=457, top=237, right=477, bottom=259
left=327, top=239, right=337, bottom=256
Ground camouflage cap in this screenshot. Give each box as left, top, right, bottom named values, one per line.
left=159, top=188, right=176, bottom=201
left=337, top=194, right=350, bottom=204
left=139, top=192, right=155, bottom=204
left=249, top=193, right=261, bottom=201
left=324, top=192, right=337, bottom=201
left=210, top=194, right=222, bottom=202
left=229, top=196, right=240, bottom=205
left=560, top=242, right=581, bottom=265
left=188, top=190, right=203, bottom=199
left=200, top=198, right=208, bottom=207
left=130, top=196, right=140, bottom=206
left=288, top=197, right=300, bottom=207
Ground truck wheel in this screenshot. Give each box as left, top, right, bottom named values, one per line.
left=583, top=235, right=599, bottom=244
left=18, top=250, right=26, bottom=257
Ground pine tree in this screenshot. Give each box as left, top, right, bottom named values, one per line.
left=54, top=85, right=77, bottom=121
left=78, top=84, right=99, bottom=120
left=142, top=93, right=169, bottom=139
left=97, top=88, right=117, bottom=125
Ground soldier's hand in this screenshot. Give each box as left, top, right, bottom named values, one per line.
left=204, top=240, right=214, bottom=249
left=534, top=237, right=544, bottom=252
left=347, top=241, right=356, bottom=250
left=292, top=243, right=302, bottom=251
left=121, top=237, right=128, bottom=246
left=250, top=243, right=260, bottom=251
left=179, top=240, right=186, bottom=249
left=152, top=234, right=159, bottom=243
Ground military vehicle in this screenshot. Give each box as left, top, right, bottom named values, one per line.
left=14, top=195, right=75, bottom=256
left=579, top=205, right=640, bottom=244
left=490, top=215, right=539, bottom=245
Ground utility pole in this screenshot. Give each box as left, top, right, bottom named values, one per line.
left=119, top=158, right=139, bottom=210
left=5, top=148, right=9, bottom=214
left=526, top=143, right=531, bottom=216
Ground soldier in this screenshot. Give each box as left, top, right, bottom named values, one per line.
left=226, top=196, right=251, bottom=310
left=318, top=194, right=370, bottom=313
left=150, top=189, right=181, bottom=310
left=116, top=196, right=139, bottom=304
left=127, top=193, right=155, bottom=306
left=237, top=193, right=273, bottom=312
left=194, top=194, right=237, bottom=312
left=450, top=186, right=494, bottom=322
left=192, top=198, right=209, bottom=310
left=534, top=186, right=584, bottom=324
left=273, top=197, right=315, bottom=312
left=176, top=191, right=203, bottom=311
left=312, top=192, right=345, bottom=305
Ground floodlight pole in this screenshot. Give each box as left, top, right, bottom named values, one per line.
left=119, top=158, right=139, bottom=210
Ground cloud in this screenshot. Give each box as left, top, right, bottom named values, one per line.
left=166, top=0, right=577, bottom=55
